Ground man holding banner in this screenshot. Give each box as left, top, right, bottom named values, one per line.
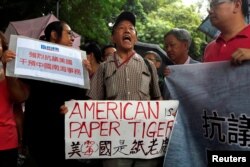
left=204, top=0, right=250, bottom=63
left=87, top=11, right=162, bottom=167
left=164, top=1, right=250, bottom=167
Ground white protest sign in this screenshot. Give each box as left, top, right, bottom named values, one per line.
left=65, top=100, right=179, bottom=159
left=6, top=35, right=90, bottom=89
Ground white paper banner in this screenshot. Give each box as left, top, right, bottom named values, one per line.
left=65, top=100, right=179, bottom=159
left=6, top=35, right=90, bottom=89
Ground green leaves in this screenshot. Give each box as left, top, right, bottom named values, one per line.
left=1, top=0, right=206, bottom=60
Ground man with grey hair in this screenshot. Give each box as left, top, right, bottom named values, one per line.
left=163, top=28, right=198, bottom=65
left=163, top=28, right=199, bottom=78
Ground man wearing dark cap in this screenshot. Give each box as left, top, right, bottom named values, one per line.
left=87, top=11, right=162, bottom=167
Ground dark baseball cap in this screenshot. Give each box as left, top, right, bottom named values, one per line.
left=112, top=11, right=136, bottom=32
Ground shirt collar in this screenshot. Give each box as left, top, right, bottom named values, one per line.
left=216, top=24, right=250, bottom=42
left=184, top=56, right=191, bottom=64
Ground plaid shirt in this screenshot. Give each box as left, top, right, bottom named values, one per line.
left=87, top=53, right=161, bottom=100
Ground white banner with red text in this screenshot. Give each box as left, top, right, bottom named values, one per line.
left=65, top=100, right=179, bottom=159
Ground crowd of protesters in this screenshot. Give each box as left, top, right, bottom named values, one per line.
left=1, top=0, right=250, bottom=167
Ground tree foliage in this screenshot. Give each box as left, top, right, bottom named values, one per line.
left=60, top=0, right=204, bottom=59
left=0, top=0, right=207, bottom=59
left=59, top=0, right=126, bottom=45
left=136, top=1, right=205, bottom=59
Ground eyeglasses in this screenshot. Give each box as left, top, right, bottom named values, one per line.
left=208, top=0, right=233, bottom=10
left=63, top=30, right=75, bottom=38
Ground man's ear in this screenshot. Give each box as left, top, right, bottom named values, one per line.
left=233, top=0, right=242, bottom=14
left=184, top=41, right=189, bottom=50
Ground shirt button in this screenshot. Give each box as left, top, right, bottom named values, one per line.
left=128, top=92, right=130, bottom=95
left=127, top=78, right=130, bottom=82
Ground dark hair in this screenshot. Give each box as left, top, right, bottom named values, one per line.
left=101, top=44, right=115, bottom=56
left=0, top=31, right=8, bottom=52
left=81, top=42, right=102, bottom=64
left=40, top=21, right=66, bottom=42
left=242, top=0, right=249, bottom=17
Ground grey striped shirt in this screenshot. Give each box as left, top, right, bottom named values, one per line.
left=87, top=53, right=161, bottom=100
